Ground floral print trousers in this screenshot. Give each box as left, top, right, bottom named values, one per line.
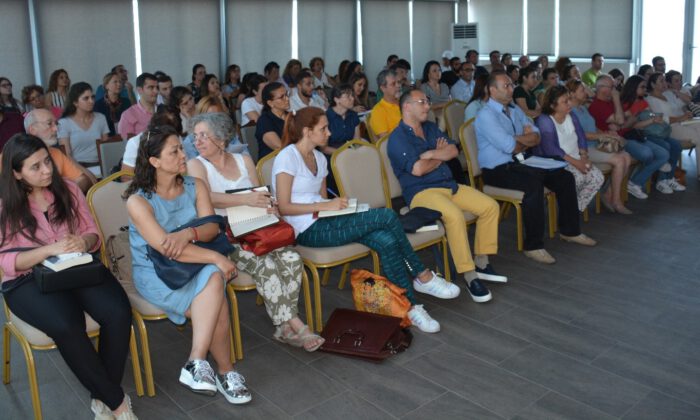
left=228, top=245, right=303, bottom=325
left=564, top=163, right=605, bottom=212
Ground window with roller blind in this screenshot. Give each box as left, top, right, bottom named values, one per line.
left=297, top=0, right=356, bottom=75
left=1, top=0, right=34, bottom=89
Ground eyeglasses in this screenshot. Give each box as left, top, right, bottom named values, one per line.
left=193, top=132, right=215, bottom=142
left=410, top=99, right=431, bottom=106
left=35, top=120, right=58, bottom=128
left=273, top=92, right=289, bottom=100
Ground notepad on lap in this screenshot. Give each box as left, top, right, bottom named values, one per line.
left=41, top=252, right=93, bottom=272
left=316, top=198, right=368, bottom=218
left=225, top=186, right=279, bottom=236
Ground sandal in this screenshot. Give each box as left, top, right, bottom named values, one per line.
left=272, top=323, right=298, bottom=346
left=292, top=325, right=325, bottom=352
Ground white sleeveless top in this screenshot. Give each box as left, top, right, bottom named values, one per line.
left=196, top=153, right=253, bottom=216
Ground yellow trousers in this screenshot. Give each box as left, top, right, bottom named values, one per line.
left=411, top=185, right=499, bottom=273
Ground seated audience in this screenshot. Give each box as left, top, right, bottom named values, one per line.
left=124, top=126, right=251, bottom=405
left=388, top=89, right=504, bottom=303
left=264, top=61, right=281, bottom=84
left=588, top=75, right=667, bottom=199
left=21, top=85, right=62, bottom=119
left=450, top=62, right=476, bottom=103
left=118, top=73, right=158, bottom=140
left=94, top=72, right=131, bottom=135
left=534, top=86, right=605, bottom=212
left=385, top=54, right=399, bottom=70
left=465, top=49, right=487, bottom=75
left=567, top=79, right=632, bottom=214
left=310, top=57, right=334, bottom=89
left=652, top=56, right=666, bottom=74
left=637, top=64, right=653, bottom=81
left=581, top=53, right=604, bottom=87
left=518, top=55, right=531, bottom=68
left=156, top=74, right=173, bottom=106
left=336, top=60, right=350, bottom=85
left=58, top=82, right=109, bottom=167
left=441, top=50, right=454, bottom=72
left=440, top=57, right=462, bottom=88
left=183, top=100, right=248, bottom=161
left=554, top=57, right=572, bottom=81
left=0, top=134, right=136, bottom=419
left=506, top=65, right=520, bottom=87
left=0, top=109, right=24, bottom=149
left=475, top=72, right=595, bottom=265
left=620, top=75, right=683, bottom=194
left=664, top=70, right=692, bottom=104
left=122, top=107, right=184, bottom=174
left=369, top=70, right=401, bottom=139
left=170, top=86, right=195, bottom=135
left=464, top=74, right=490, bottom=122
left=537, top=55, right=549, bottom=69
left=646, top=72, right=700, bottom=178
left=45, top=69, right=71, bottom=110
left=501, top=53, right=513, bottom=67
left=221, top=64, right=242, bottom=104
left=255, top=82, right=289, bottom=159
left=201, top=74, right=223, bottom=104
left=188, top=64, right=206, bottom=103
left=486, top=50, right=501, bottom=73
left=324, top=84, right=361, bottom=152
left=290, top=71, right=327, bottom=112
left=608, top=68, right=625, bottom=92
left=95, top=64, right=136, bottom=104
left=562, top=64, right=582, bottom=82
left=185, top=113, right=323, bottom=351
left=282, top=59, right=303, bottom=88
left=0, top=77, right=23, bottom=113
left=273, top=107, right=457, bottom=333
left=239, top=74, right=267, bottom=126
left=24, top=109, right=97, bottom=192
left=349, top=72, right=371, bottom=112
left=420, top=61, right=451, bottom=113
left=340, top=61, right=363, bottom=84
left=513, top=66, right=542, bottom=119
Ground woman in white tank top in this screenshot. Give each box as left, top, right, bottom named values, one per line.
left=186, top=112, right=323, bottom=352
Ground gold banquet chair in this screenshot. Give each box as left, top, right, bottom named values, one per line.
left=333, top=140, right=451, bottom=284
left=2, top=289, right=143, bottom=420
left=87, top=171, right=239, bottom=396
left=257, top=151, right=377, bottom=332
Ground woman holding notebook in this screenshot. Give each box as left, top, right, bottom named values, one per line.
left=0, top=134, right=137, bottom=419
left=272, top=107, right=459, bottom=334
left=185, top=112, right=323, bottom=352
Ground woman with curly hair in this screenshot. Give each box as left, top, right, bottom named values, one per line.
left=45, top=69, right=71, bottom=110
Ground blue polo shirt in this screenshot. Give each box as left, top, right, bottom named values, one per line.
left=326, top=107, right=360, bottom=149
left=474, top=98, right=540, bottom=169
left=387, top=120, right=458, bottom=204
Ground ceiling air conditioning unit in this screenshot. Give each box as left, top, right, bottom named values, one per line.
left=452, top=23, right=478, bottom=57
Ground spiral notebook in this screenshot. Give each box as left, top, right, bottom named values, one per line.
left=225, top=186, right=279, bottom=237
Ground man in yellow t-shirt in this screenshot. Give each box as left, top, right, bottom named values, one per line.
left=368, top=69, right=402, bottom=139
left=24, top=109, right=96, bottom=193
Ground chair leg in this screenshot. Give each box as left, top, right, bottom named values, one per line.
left=583, top=207, right=589, bottom=223
left=595, top=191, right=601, bottom=214
left=547, top=194, right=557, bottom=239
left=301, top=270, right=314, bottom=332
left=337, top=263, right=350, bottom=290
left=371, top=251, right=380, bottom=274
left=515, top=203, right=524, bottom=252
left=226, top=285, right=243, bottom=361
left=133, top=311, right=155, bottom=397
left=13, top=330, right=42, bottom=420
left=502, top=202, right=512, bottom=220
left=304, top=262, right=324, bottom=333
left=129, top=326, right=144, bottom=397
left=441, top=239, right=450, bottom=282
left=255, top=294, right=263, bottom=306
left=3, top=324, right=9, bottom=384
left=321, top=268, right=331, bottom=286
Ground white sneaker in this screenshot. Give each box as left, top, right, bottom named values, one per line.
left=408, top=305, right=440, bottom=333
left=413, top=271, right=460, bottom=299
left=90, top=399, right=113, bottom=420
left=655, top=180, right=673, bottom=194
left=666, top=178, right=686, bottom=192
left=627, top=182, right=648, bottom=199
left=659, top=163, right=672, bottom=172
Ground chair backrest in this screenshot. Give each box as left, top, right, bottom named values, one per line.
left=364, top=112, right=378, bottom=143
left=444, top=100, right=467, bottom=139
left=331, top=140, right=388, bottom=208
left=256, top=149, right=280, bottom=185
left=240, top=125, right=258, bottom=163
left=96, top=135, right=125, bottom=178
left=458, top=118, right=481, bottom=188
left=375, top=135, right=403, bottom=200
left=86, top=170, right=132, bottom=264
left=427, top=109, right=437, bottom=124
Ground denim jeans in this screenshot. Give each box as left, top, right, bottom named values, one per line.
left=624, top=139, right=669, bottom=186
left=645, top=136, right=682, bottom=180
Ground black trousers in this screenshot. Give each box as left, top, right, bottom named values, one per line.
left=482, top=163, right=580, bottom=250
left=4, top=272, right=132, bottom=410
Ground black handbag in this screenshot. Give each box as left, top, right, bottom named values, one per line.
left=0, top=247, right=105, bottom=294
left=399, top=207, right=442, bottom=233
left=147, top=215, right=234, bottom=290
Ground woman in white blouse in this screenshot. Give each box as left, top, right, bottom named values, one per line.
left=239, top=74, right=267, bottom=127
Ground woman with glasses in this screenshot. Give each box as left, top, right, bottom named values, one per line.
left=255, top=82, right=289, bottom=159
left=21, top=85, right=62, bottom=119
left=0, top=77, right=22, bottom=113
left=58, top=82, right=109, bottom=168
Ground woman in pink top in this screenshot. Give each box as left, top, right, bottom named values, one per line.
left=0, top=134, right=137, bottom=419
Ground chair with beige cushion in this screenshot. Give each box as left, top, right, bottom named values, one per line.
left=3, top=295, right=143, bottom=420
left=257, top=151, right=378, bottom=332
left=87, top=171, right=239, bottom=397
left=240, top=125, right=258, bottom=163
left=333, top=140, right=451, bottom=284
left=443, top=100, right=467, bottom=140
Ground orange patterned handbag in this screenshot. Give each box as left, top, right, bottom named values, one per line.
left=350, top=269, right=412, bottom=328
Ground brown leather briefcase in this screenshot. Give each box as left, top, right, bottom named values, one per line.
left=319, top=308, right=412, bottom=362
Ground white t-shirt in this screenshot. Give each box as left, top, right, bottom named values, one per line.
left=312, top=73, right=330, bottom=89
left=57, top=113, right=110, bottom=163
left=196, top=153, right=252, bottom=216
left=271, top=145, right=328, bottom=236
left=552, top=114, right=580, bottom=159
left=289, top=88, right=326, bottom=112
left=240, top=97, right=263, bottom=126
left=122, top=132, right=142, bottom=167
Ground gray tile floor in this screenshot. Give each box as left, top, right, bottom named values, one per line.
left=2, top=158, right=699, bottom=419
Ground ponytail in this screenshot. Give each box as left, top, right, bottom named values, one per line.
left=281, top=107, right=325, bottom=148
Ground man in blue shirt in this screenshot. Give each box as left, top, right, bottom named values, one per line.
left=450, top=62, right=476, bottom=103
left=475, top=71, right=596, bottom=264
left=388, top=89, right=505, bottom=303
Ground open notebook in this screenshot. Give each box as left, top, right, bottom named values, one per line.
left=225, top=186, right=279, bottom=237
left=316, top=198, right=370, bottom=218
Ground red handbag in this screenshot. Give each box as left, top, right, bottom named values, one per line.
left=226, top=220, right=296, bottom=256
